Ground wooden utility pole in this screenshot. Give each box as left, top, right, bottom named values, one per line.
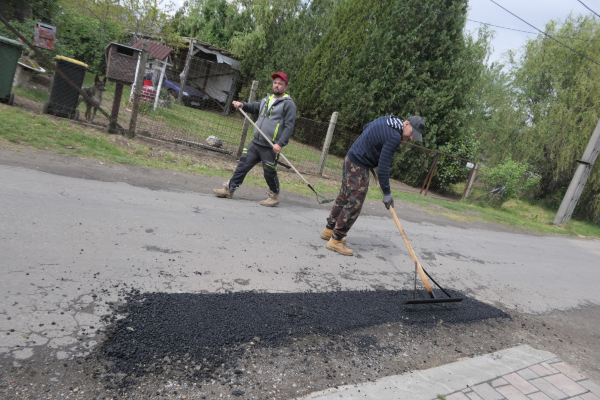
left=553, top=117, right=600, bottom=225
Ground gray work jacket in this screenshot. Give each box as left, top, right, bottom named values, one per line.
left=242, top=94, right=297, bottom=148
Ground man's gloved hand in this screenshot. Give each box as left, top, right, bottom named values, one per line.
left=383, top=194, right=394, bottom=210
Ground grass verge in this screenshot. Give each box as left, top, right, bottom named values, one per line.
left=1, top=104, right=599, bottom=238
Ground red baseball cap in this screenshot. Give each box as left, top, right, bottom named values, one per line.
left=271, top=72, right=289, bottom=84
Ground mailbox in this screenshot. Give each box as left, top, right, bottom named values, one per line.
left=34, top=22, right=56, bottom=51
left=105, top=43, right=141, bottom=85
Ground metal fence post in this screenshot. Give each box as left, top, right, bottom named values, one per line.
left=178, top=38, right=194, bottom=103
left=236, top=80, right=259, bottom=158
left=128, top=40, right=149, bottom=137
left=317, top=111, right=338, bottom=175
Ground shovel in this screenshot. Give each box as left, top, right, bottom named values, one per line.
left=370, top=169, right=463, bottom=305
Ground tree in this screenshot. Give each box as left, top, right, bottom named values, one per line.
left=295, top=0, right=487, bottom=186
left=62, top=0, right=177, bottom=44
left=478, top=15, right=600, bottom=221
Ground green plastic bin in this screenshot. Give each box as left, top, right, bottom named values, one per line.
left=0, top=35, right=24, bottom=106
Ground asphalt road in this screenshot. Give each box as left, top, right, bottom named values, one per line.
left=1, top=149, right=599, bottom=399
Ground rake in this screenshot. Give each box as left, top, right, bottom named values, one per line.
left=371, top=169, right=463, bottom=305
left=238, top=108, right=333, bottom=204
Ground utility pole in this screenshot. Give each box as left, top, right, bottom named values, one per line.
left=553, top=117, right=600, bottom=225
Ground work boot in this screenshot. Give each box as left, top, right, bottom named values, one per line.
left=326, top=237, right=354, bottom=256
left=260, top=190, right=279, bottom=207
left=320, top=228, right=346, bottom=244
left=213, top=180, right=234, bottom=199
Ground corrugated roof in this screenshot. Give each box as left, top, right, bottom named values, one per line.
left=132, top=39, right=173, bottom=61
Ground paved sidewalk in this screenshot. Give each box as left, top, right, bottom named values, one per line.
left=299, top=345, right=600, bottom=400
left=443, top=356, right=600, bottom=400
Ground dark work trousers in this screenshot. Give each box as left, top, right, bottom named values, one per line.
left=229, top=141, right=280, bottom=193
left=326, top=156, right=370, bottom=238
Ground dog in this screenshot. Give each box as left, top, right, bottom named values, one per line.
left=77, top=75, right=107, bottom=123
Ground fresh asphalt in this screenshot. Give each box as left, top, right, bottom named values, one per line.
left=1, top=149, right=599, bottom=396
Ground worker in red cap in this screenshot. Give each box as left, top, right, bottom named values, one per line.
left=214, top=72, right=297, bottom=207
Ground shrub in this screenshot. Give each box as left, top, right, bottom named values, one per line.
left=478, top=156, right=540, bottom=204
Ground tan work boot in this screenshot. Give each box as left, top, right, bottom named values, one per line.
left=320, top=228, right=346, bottom=244
left=326, top=237, right=354, bottom=256
left=260, top=190, right=279, bottom=207
left=213, top=180, right=233, bottom=199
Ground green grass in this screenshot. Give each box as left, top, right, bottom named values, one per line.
left=12, top=85, right=50, bottom=103
left=2, top=101, right=600, bottom=238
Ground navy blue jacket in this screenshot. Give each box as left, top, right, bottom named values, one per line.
left=347, top=116, right=403, bottom=195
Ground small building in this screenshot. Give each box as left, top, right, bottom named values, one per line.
left=177, top=38, right=241, bottom=106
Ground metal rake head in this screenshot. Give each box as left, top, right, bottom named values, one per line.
left=308, top=184, right=334, bottom=204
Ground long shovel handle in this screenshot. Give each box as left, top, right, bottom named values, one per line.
left=370, top=170, right=434, bottom=298
left=238, top=108, right=310, bottom=187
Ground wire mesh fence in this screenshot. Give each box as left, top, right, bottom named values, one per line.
left=130, top=51, right=344, bottom=175
left=1, top=13, right=477, bottom=201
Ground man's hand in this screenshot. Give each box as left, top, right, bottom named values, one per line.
left=273, top=144, right=282, bottom=154
left=232, top=101, right=243, bottom=109
left=383, top=194, right=394, bottom=210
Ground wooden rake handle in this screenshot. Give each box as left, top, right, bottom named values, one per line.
left=370, top=170, right=434, bottom=298
left=238, top=108, right=309, bottom=185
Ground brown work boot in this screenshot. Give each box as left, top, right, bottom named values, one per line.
left=320, top=228, right=346, bottom=243
left=326, top=237, right=354, bottom=256
left=260, top=190, right=279, bottom=207
left=213, top=180, right=233, bottom=199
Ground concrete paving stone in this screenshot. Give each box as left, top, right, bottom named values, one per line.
left=518, top=368, right=542, bottom=381
left=541, top=363, right=561, bottom=375
left=466, top=392, right=485, bottom=400
left=496, top=385, right=531, bottom=400
left=447, top=393, right=471, bottom=400
left=579, top=380, right=600, bottom=397
left=579, top=392, right=600, bottom=400
left=552, top=363, right=587, bottom=382
left=472, top=383, right=504, bottom=400
left=530, top=364, right=555, bottom=377
left=543, top=374, right=587, bottom=396
left=547, top=358, right=562, bottom=364
left=504, top=373, right=538, bottom=394
left=530, top=377, right=569, bottom=400
left=492, top=379, right=509, bottom=388
left=528, top=393, right=553, bottom=400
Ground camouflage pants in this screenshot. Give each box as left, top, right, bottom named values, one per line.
left=326, top=156, right=370, bottom=237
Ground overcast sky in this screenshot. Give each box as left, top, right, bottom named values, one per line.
left=465, top=0, right=597, bottom=64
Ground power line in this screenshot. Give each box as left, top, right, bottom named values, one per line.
left=489, top=0, right=600, bottom=67
left=577, top=0, right=600, bottom=19
left=467, top=18, right=597, bottom=41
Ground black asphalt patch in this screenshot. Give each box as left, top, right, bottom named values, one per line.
left=101, top=289, right=509, bottom=379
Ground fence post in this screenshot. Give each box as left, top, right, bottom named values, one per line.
left=236, top=80, right=259, bottom=158
left=178, top=38, right=194, bottom=103
left=128, top=40, right=149, bottom=137
left=317, top=111, right=338, bottom=175
left=463, top=163, right=479, bottom=199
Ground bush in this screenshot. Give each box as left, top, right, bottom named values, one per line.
left=478, top=156, right=540, bottom=204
